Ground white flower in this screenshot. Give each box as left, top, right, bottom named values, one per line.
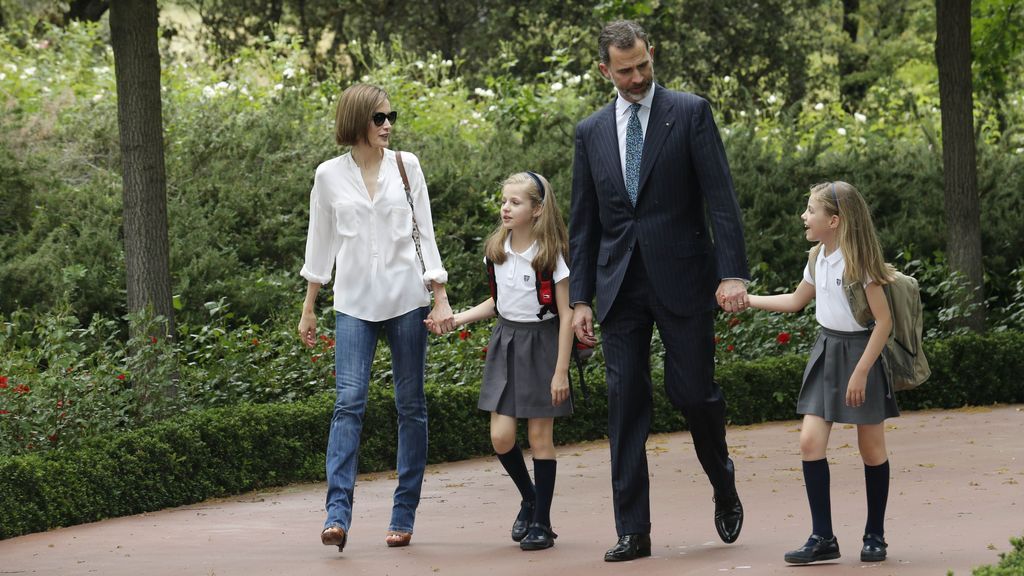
left=415, top=60, right=424, bottom=69
left=739, top=110, right=746, bottom=117
left=92, top=94, right=103, bottom=102
left=814, top=102, right=824, bottom=111
left=4, top=63, right=17, bottom=72
left=471, top=111, right=482, bottom=120
left=361, top=75, right=370, bottom=82
left=41, top=86, right=50, bottom=93
left=0, top=73, right=5, bottom=81
left=837, top=127, right=847, bottom=136
left=567, top=75, right=581, bottom=86
left=24, top=66, right=36, bottom=76
left=551, top=82, right=563, bottom=92
left=797, top=144, right=804, bottom=152
left=1016, top=147, right=1024, bottom=154
left=858, top=137, right=867, bottom=144
left=240, top=86, right=249, bottom=95
left=723, top=75, right=731, bottom=83
left=215, top=81, right=229, bottom=91
left=767, top=94, right=777, bottom=104
left=583, top=72, right=591, bottom=80
left=488, top=105, right=497, bottom=112
left=273, top=83, right=284, bottom=91
left=202, top=86, right=216, bottom=99
left=474, top=87, right=495, bottom=98
left=283, top=67, right=295, bottom=79
left=854, top=112, right=867, bottom=123
left=442, top=59, right=453, bottom=67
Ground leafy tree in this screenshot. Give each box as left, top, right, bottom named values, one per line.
left=936, top=0, right=985, bottom=331
left=973, top=0, right=1024, bottom=132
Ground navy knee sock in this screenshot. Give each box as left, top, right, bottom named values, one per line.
left=864, top=460, right=890, bottom=538
left=496, top=444, right=535, bottom=503
left=532, top=459, right=557, bottom=527
left=802, top=458, right=833, bottom=539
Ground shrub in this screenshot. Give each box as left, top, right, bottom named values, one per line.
left=2, top=330, right=1021, bottom=539
left=969, top=535, right=1024, bottom=576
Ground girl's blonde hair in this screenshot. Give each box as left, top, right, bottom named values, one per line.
left=484, top=172, right=569, bottom=275
left=810, top=181, right=894, bottom=285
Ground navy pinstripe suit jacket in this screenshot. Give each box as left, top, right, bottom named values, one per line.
left=569, top=85, right=749, bottom=322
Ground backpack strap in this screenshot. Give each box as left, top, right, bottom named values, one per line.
left=807, top=244, right=821, bottom=282
left=535, top=267, right=557, bottom=320
left=485, top=257, right=498, bottom=315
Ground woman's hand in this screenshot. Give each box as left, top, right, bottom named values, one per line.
left=428, top=300, right=454, bottom=334
left=550, top=370, right=570, bottom=406
left=845, top=370, right=867, bottom=407
left=298, top=310, right=318, bottom=348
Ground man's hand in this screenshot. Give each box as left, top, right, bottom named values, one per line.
left=572, top=304, right=597, bottom=346
left=716, top=279, right=749, bottom=313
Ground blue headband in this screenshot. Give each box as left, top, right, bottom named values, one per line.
left=526, top=171, right=546, bottom=203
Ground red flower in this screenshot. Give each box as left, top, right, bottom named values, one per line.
left=56, top=400, right=64, bottom=408
left=728, top=316, right=741, bottom=328
left=311, top=354, right=320, bottom=363
left=0, top=375, right=7, bottom=386
left=116, top=374, right=126, bottom=381
left=252, top=338, right=260, bottom=346
left=0, top=410, right=9, bottom=415
left=726, top=344, right=735, bottom=352
left=777, top=332, right=791, bottom=345
left=327, top=338, right=335, bottom=348
left=481, top=345, right=489, bottom=360
left=47, top=434, right=58, bottom=443
left=150, top=336, right=158, bottom=344
left=13, top=384, right=30, bottom=394
left=459, top=329, right=470, bottom=340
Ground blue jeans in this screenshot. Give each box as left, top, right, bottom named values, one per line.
left=324, top=306, right=429, bottom=534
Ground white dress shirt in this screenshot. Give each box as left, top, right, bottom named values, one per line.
left=615, top=86, right=655, bottom=186
left=490, top=235, right=570, bottom=322
left=301, top=149, right=448, bottom=322
left=803, top=247, right=870, bottom=331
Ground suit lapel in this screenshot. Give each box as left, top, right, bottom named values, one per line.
left=637, top=85, right=674, bottom=198
left=595, top=101, right=630, bottom=204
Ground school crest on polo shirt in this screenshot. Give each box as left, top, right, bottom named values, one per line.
left=523, top=274, right=532, bottom=285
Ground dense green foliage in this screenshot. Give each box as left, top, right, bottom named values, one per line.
left=2, top=330, right=1022, bottom=539
left=970, top=535, right=1024, bottom=576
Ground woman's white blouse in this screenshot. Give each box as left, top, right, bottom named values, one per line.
left=300, top=149, right=447, bottom=322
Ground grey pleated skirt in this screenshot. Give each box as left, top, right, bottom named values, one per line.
left=798, top=326, right=900, bottom=425
left=478, top=316, right=572, bottom=418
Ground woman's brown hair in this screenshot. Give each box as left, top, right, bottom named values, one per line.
left=334, top=84, right=388, bottom=146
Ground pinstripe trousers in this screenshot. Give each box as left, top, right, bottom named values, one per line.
left=601, top=248, right=736, bottom=536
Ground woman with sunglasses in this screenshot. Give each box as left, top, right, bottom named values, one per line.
left=298, top=83, right=454, bottom=552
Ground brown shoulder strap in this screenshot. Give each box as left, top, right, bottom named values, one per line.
left=807, top=244, right=821, bottom=281
left=395, top=150, right=411, bottom=192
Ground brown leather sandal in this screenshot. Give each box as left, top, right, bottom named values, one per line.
left=385, top=530, right=412, bottom=547
left=321, top=525, right=347, bottom=552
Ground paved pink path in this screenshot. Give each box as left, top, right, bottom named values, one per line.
left=2, top=405, right=1022, bottom=575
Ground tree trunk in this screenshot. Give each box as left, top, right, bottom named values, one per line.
left=109, top=0, right=176, bottom=340
left=935, top=0, right=985, bottom=331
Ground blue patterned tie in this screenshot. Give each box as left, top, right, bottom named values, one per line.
left=625, top=103, right=643, bottom=206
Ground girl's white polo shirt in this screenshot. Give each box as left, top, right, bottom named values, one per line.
left=490, top=236, right=569, bottom=322
left=803, top=247, right=870, bottom=332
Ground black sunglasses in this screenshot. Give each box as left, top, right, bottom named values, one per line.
left=372, top=111, right=398, bottom=126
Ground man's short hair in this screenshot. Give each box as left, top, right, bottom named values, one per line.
left=334, top=84, right=388, bottom=146
left=599, top=20, right=649, bottom=64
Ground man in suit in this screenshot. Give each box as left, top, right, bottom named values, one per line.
left=569, top=20, right=749, bottom=562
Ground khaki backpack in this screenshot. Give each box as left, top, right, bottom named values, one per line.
left=807, top=245, right=931, bottom=391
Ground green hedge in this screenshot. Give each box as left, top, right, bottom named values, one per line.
left=969, top=535, right=1024, bottom=575
left=2, top=331, right=1022, bottom=539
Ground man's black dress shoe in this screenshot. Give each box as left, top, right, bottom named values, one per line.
left=603, top=533, right=652, bottom=562
left=511, top=500, right=535, bottom=542
left=860, top=533, right=888, bottom=562
left=519, top=523, right=557, bottom=550
left=784, top=534, right=841, bottom=564
left=713, top=492, right=744, bottom=543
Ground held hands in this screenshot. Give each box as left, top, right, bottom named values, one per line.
left=571, top=304, right=598, bottom=347
left=550, top=370, right=570, bottom=407
left=716, top=279, right=749, bottom=313
left=425, top=307, right=457, bottom=335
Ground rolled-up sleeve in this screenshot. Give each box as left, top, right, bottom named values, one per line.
left=407, top=154, right=448, bottom=286
left=299, top=176, right=337, bottom=284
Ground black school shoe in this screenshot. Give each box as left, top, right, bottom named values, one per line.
left=519, top=523, right=557, bottom=550
left=784, top=534, right=841, bottom=564
left=861, top=533, right=888, bottom=562
left=511, top=500, right=535, bottom=542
